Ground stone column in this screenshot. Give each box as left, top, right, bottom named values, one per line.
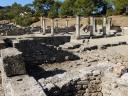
left=103, top=17, right=107, bottom=36
left=66, top=20, right=69, bottom=33
left=76, top=15, right=80, bottom=39
left=41, top=17, right=46, bottom=34
left=40, top=16, right=43, bottom=33
left=55, top=19, right=58, bottom=28
left=51, top=19, right=54, bottom=36
left=55, top=19, right=58, bottom=33
left=42, top=19, right=46, bottom=35
left=106, top=18, right=112, bottom=35
left=90, top=17, right=95, bottom=36
left=5, top=32, right=7, bottom=36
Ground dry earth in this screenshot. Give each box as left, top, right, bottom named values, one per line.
left=41, top=45, right=128, bottom=74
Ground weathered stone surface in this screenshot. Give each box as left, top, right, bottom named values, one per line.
left=113, top=63, right=127, bottom=77
left=5, top=75, right=46, bottom=96
left=60, top=42, right=81, bottom=49
left=93, top=70, right=101, bottom=76
left=117, top=73, right=128, bottom=86
left=1, top=48, right=26, bottom=77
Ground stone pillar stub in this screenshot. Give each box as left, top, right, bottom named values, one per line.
left=76, top=15, right=80, bottom=39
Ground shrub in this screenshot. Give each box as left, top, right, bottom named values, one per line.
left=15, top=15, right=39, bottom=27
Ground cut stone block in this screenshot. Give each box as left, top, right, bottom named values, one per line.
left=1, top=48, right=26, bottom=77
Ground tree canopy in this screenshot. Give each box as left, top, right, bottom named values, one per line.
left=0, top=0, right=128, bottom=26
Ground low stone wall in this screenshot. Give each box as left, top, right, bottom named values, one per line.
left=58, top=71, right=102, bottom=96
left=0, top=48, right=47, bottom=96
left=75, top=71, right=102, bottom=96
left=38, top=66, right=103, bottom=96
left=14, top=36, right=79, bottom=65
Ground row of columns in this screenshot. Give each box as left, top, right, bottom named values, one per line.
left=89, top=17, right=112, bottom=37
left=40, top=17, right=70, bottom=36
left=40, top=16, right=112, bottom=39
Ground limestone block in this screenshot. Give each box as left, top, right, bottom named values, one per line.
left=77, top=81, right=89, bottom=85
left=1, top=48, right=26, bottom=77
left=8, top=75, right=46, bottom=96
left=117, top=73, right=128, bottom=86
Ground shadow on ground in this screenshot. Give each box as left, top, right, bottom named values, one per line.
left=26, top=65, right=66, bottom=80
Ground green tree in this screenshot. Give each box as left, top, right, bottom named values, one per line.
left=112, top=0, right=128, bottom=14
left=59, top=0, right=76, bottom=17
left=48, top=0, right=62, bottom=18
left=75, top=0, right=95, bottom=16
left=33, top=0, right=55, bottom=16
left=60, top=0, right=96, bottom=17
left=24, top=4, right=33, bottom=12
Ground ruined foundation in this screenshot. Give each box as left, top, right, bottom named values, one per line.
left=1, top=34, right=128, bottom=96
left=0, top=16, right=128, bottom=96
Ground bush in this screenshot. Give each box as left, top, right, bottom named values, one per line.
left=106, top=9, right=114, bottom=16
left=15, top=15, right=39, bottom=27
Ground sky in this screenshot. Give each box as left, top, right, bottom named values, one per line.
left=0, top=0, right=64, bottom=6
left=0, top=0, right=33, bottom=6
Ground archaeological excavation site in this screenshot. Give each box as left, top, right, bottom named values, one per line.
left=1, top=16, right=128, bottom=96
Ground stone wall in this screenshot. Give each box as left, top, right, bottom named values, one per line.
left=42, top=70, right=102, bottom=96
left=15, top=36, right=79, bottom=65
left=0, top=48, right=47, bottom=96
left=57, top=72, right=102, bottom=96
left=75, top=71, right=102, bottom=96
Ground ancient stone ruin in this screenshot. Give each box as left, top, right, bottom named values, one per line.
left=0, top=16, right=128, bottom=96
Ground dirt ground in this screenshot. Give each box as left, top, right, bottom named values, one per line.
left=41, top=45, right=128, bottom=77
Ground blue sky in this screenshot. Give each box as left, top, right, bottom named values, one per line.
left=0, top=0, right=33, bottom=6
left=0, top=0, right=64, bottom=6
